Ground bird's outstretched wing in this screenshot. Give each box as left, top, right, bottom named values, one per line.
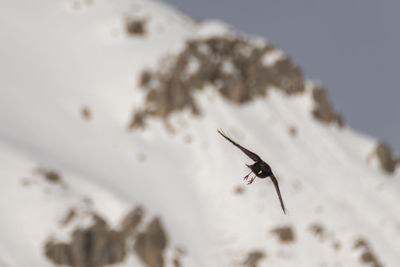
left=217, top=129, right=261, bottom=162
left=270, top=174, right=286, bottom=214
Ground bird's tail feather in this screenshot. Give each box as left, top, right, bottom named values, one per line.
left=270, top=174, right=286, bottom=214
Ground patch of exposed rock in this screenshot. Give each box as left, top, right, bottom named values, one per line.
left=45, top=215, right=127, bottom=267
left=311, top=85, right=344, bottom=127
left=126, top=18, right=146, bottom=36
left=134, top=217, right=168, bottom=267
left=308, top=222, right=342, bottom=252
left=45, top=206, right=152, bottom=267
left=288, top=125, right=298, bottom=136
left=271, top=225, right=295, bottom=243
left=60, top=208, right=77, bottom=227
left=27, top=166, right=68, bottom=189
left=242, top=250, right=266, bottom=267
left=130, top=35, right=305, bottom=129
left=81, top=106, right=92, bottom=121
left=129, top=109, right=147, bottom=130
left=353, top=237, right=384, bottom=267
left=309, top=223, right=326, bottom=241
left=35, top=167, right=62, bottom=184
left=121, top=206, right=145, bottom=236
left=370, top=141, right=399, bottom=174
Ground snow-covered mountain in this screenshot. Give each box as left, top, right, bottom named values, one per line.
left=1, top=0, right=399, bottom=267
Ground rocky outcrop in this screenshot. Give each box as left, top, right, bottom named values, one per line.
left=121, top=205, right=144, bottom=236
left=242, top=250, right=266, bottom=267
left=374, top=142, right=399, bottom=174
left=271, top=225, right=295, bottom=243
left=130, top=35, right=305, bottom=129
left=45, top=206, right=146, bottom=267
left=45, top=206, right=172, bottom=267
left=28, top=166, right=68, bottom=189
left=81, top=106, right=92, bottom=121
left=309, top=223, right=326, bottom=241
left=45, top=242, right=74, bottom=265
left=126, top=18, right=146, bottom=36
left=311, top=85, right=344, bottom=127
left=354, top=237, right=383, bottom=267
left=45, top=215, right=127, bottom=267
left=134, top=217, right=168, bottom=267
left=128, top=109, right=147, bottom=130
left=34, top=167, right=62, bottom=184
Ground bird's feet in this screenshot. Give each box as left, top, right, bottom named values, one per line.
left=243, top=171, right=252, bottom=181
left=247, top=176, right=256, bottom=185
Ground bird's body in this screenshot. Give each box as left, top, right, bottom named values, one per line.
left=218, top=129, right=286, bottom=214
left=246, top=161, right=272, bottom=178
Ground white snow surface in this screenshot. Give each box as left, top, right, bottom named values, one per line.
left=0, top=0, right=399, bottom=267
left=262, top=49, right=286, bottom=67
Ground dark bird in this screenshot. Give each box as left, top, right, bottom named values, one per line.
left=218, top=129, right=286, bottom=214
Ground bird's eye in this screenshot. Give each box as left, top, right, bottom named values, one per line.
left=258, top=170, right=262, bottom=174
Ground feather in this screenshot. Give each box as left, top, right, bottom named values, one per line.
left=270, top=174, right=286, bottom=214
left=217, top=129, right=261, bottom=162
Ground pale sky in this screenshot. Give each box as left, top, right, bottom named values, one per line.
left=165, top=0, right=400, bottom=152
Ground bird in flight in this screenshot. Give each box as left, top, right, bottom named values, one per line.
left=218, top=129, right=286, bottom=214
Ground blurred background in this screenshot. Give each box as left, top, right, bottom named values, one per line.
left=0, top=0, right=399, bottom=267
left=166, top=0, right=400, bottom=152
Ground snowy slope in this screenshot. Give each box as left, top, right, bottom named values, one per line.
left=1, top=0, right=400, bottom=267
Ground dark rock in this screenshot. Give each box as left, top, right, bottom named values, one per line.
left=361, top=251, right=374, bottom=263
left=45, top=212, right=132, bottom=267
left=374, top=142, right=398, bottom=174
left=309, top=223, right=326, bottom=241
left=81, top=106, right=91, bottom=120
left=70, top=218, right=126, bottom=267
left=311, top=86, right=343, bottom=127
left=121, top=205, right=144, bottom=237
left=288, top=125, right=297, bottom=136
left=129, top=109, right=148, bottom=130
left=243, top=250, right=266, bottom=267
left=34, top=167, right=67, bottom=188
left=132, top=35, right=305, bottom=129
left=45, top=241, right=74, bottom=265
left=134, top=217, right=168, bottom=267
left=271, top=226, right=295, bottom=243
left=354, top=238, right=369, bottom=250
left=140, top=70, right=152, bottom=87
left=61, top=208, right=77, bottom=227
left=73, top=215, right=124, bottom=267
left=353, top=237, right=383, bottom=267
left=44, top=207, right=174, bottom=267
left=172, top=258, right=181, bottom=267
left=126, top=19, right=146, bottom=36
left=44, top=170, right=61, bottom=183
